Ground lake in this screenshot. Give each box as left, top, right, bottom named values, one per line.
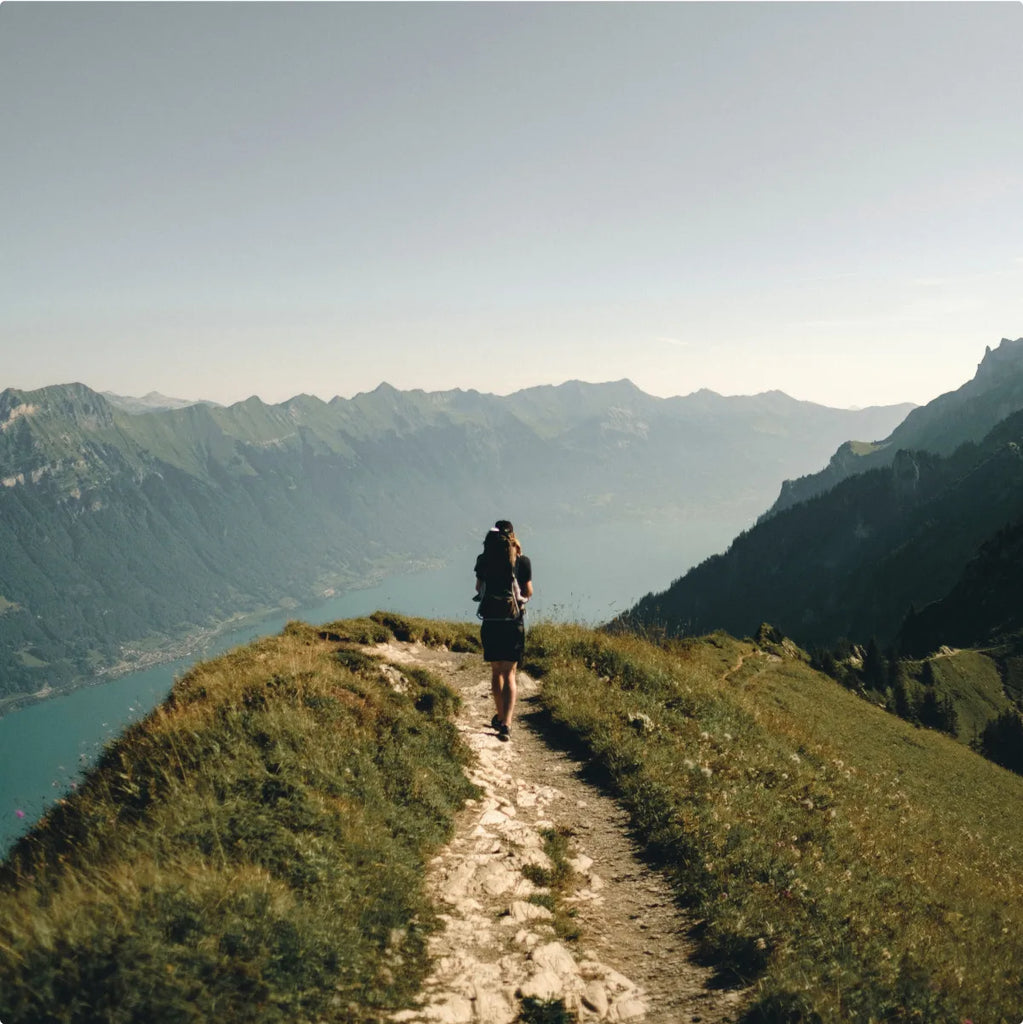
left=0, top=517, right=731, bottom=854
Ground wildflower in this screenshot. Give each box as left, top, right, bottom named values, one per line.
left=15, top=809, right=25, bottom=819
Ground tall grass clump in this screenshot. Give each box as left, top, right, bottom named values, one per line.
left=0, top=618, right=478, bottom=1023
left=317, top=611, right=481, bottom=652
left=526, top=621, right=1023, bottom=1023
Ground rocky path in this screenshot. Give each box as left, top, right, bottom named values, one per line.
left=367, top=641, right=748, bottom=1024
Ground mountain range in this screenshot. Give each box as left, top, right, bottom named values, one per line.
left=766, top=337, right=1023, bottom=517
left=0, top=379, right=910, bottom=707
left=623, top=338, right=1023, bottom=656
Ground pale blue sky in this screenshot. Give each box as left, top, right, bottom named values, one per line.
left=2, top=2, right=1021, bottom=408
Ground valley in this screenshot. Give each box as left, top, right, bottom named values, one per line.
left=0, top=378, right=911, bottom=707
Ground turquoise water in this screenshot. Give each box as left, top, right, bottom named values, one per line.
left=0, top=519, right=729, bottom=854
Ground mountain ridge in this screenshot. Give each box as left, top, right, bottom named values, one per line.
left=620, top=337, right=1023, bottom=662
left=0, top=378, right=912, bottom=708
left=766, top=336, right=1023, bottom=517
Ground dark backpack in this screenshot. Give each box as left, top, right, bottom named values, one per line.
left=476, top=570, right=523, bottom=621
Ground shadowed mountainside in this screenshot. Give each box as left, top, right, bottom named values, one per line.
left=621, top=408, right=1023, bottom=649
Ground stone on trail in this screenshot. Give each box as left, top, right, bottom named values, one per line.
left=507, top=899, right=554, bottom=923
left=423, top=994, right=474, bottom=1023
left=477, top=860, right=518, bottom=896
left=472, top=987, right=517, bottom=1024
left=531, top=941, right=579, bottom=976
left=582, top=980, right=610, bottom=1017
left=610, top=994, right=649, bottom=1021
left=517, top=967, right=565, bottom=1001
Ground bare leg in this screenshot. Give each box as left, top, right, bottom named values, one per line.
left=490, top=662, right=504, bottom=721
left=502, top=662, right=517, bottom=726
left=490, top=660, right=517, bottom=726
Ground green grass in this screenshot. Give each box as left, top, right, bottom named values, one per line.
left=8, top=612, right=1020, bottom=1022
left=525, top=622, right=1023, bottom=1023
left=317, top=611, right=482, bottom=652
left=15, top=647, right=47, bottom=668
left=912, top=649, right=1010, bottom=741
left=0, top=617, right=478, bottom=1023
left=521, top=826, right=581, bottom=943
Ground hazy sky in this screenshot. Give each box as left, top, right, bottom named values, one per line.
left=2, top=2, right=1021, bottom=409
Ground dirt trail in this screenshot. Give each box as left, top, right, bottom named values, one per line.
left=367, top=640, right=748, bottom=1024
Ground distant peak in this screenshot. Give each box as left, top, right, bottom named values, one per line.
left=975, top=336, right=1023, bottom=383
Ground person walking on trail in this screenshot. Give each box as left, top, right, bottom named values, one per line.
left=474, top=520, right=533, bottom=742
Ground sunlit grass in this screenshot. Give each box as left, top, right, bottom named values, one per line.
left=0, top=617, right=478, bottom=1023
left=526, top=622, right=1023, bottom=1023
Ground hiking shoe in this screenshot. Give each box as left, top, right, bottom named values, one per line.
left=498, top=724, right=510, bottom=742
left=491, top=714, right=501, bottom=730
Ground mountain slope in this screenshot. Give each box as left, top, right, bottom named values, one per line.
left=898, top=516, right=1023, bottom=657
left=621, top=408, right=1023, bottom=648
left=527, top=621, right=1023, bottom=1022
left=0, top=379, right=911, bottom=706
left=767, top=336, right=1023, bottom=516
left=5, top=615, right=1023, bottom=1023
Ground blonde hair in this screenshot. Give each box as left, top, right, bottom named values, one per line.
left=494, top=520, right=521, bottom=558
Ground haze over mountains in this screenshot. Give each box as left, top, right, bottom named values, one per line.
left=624, top=338, right=1023, bottom=655
left=0, top=379, right=910, bottom=707
left=766, top=337, right=1023, bottom=517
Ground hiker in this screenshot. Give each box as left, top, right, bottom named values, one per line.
left=474, top=520, right=533, bottom=741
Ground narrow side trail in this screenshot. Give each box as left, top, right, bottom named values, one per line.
left=367, top=640, right=748, bottom=1024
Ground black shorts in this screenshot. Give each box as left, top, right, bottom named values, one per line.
left=480, top=618, right=525, bottom=663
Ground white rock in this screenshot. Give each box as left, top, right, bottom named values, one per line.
left=511, top=877, right=540, bottom=898
left=581, top=981, right=609, bottom=1017
left=587, top=872, right=605, bottom=891
left=518, top=968, right=564, bottom=1001
left=568, top=854, right=594, bottom=874
left=506, top=900, right=554, bottom=923
left=479, top=809, right=510, bottom=827
left=601, top=968, right=637, bottom=993
left=474, top=988, right=517, bottom=1024
left=477, top=861, right=518, bottom=896
left=424, top=994, right=474, bottom=1023
left=517, top=848, right=554, bottom=872
left=531, top=941, right=579, bottom=976
left=441, top=862, right=477, bottom=900
left=609, top=995, right=648, bottom=1021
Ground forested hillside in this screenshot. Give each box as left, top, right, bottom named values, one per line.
left=0, top=380, right=909, bottom=706
left=622, top=409, right=1023, bottom=648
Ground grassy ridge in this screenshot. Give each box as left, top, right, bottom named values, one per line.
left=526, top=622, right=1023, bottom=1023
left=0, top=615, right=480, bottom=1024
